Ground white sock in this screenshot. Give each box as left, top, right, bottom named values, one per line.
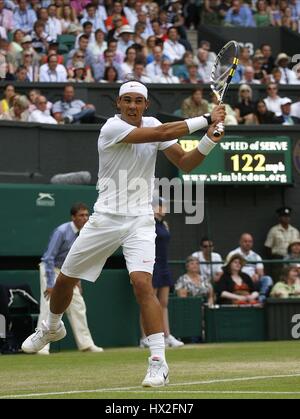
left=147, top=332, right=166, bottom=361
left=46, top=312, right=63, bottom=331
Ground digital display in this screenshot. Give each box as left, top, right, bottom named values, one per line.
left=179, top=136, right=292, bottom=185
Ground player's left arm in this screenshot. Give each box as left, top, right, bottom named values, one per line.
left=163, top=122, right=225, bottom=173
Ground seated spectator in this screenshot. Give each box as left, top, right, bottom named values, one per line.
left=87, top=28, right=107, bottom=62
left=80, top=3, right=106, bottom=34
left=192, top=237, right=223, bottom=284
left=21, top=50, right=40, bottom=81
left=263, top=82, right=283, bottom=115
left=100, top=65, right=122, bottom=83
left=215, top=254, right=259, bottom=305
left=52, top=84, right=96, bottom=124
left=196, top=47, right=214, bottom=83
left=131, top=61, right=152, bottom=83
left=0, top=37, right=15, bottom=76
left=202, top=0, right=221, bottom=25
left=151, top=19, right=168, bottom=42
left=270, top=266, right=300, bottom=298
left=15, top=65, right=30, bottom=81
left=284, top=240, right=300, bottom=269
left=181, top=88, right=209, bottom=118
left=0, top=0, right=13, bottom=33
left=260, top=43, right=275, bottom=74
left=28, top=95, right=57, bottom=124
left=116, top=25, right=134, bottom=55
left=234, top=84, right=256, bottom=124
left=105, top=1, right=128, bottom=32
left=16, top=35, right=40, bottom=67
left=254, top=99, right=280, bottom=124
left=172, top=51, right=195, bottom=81
left=70, top=0, right=91, bottom=18
left=281, top=7, right=298, bottom=31
left=226, top=233, right=273, bottom=302
left=145, top=45, right=164, bottom=80
left=224, top=0, right=255, bottom=27
left=27, top=88, right=52, bottom=113
left=74, top=21, right=95, bottom=50
left=68, top=61, right=94, bottom=82
left=254, top=0, right=274, bottom=26
left=9, top=29, right=24, bottom=60
left=59, top=4, right=82, bottom=35
left=46, top=4, right=62, bottom=41
left=175, top=256, right=214, bottom=305
left=153, top=59, right=179, bottom=83
left=270, top=67, right=282, bottom=84
left=238, top=46, right=253, bottom=69
left=163, top=26, right=186, bottom=64
left=0, top=83, right=15, bottom=114
left=143, top=35, right=157, bottom=63
left=182, top=63, right=203, bottom=84
left=39, top=54, right=67, bottom=82
left=67, top=34, right=93, bottom=68
left=120, top=46, right=136, bottom=80
left=136, top=10, right=154, bottom=40
left=208, top=92, right=238, bottom=125
left=277, top=97, right=300, bottom=125
left=41, top=42, right=64, bottom=65
left=276, top=52, right=297, bottom=84
left=240, top=66, right=261, bottom=84
left=0, top=94, right=29, bottom=121
left=13, top=0, right=37, bottom=34
left=31, top=20, right=52, bottom=55
left=252, top=53, right=269, bottom=84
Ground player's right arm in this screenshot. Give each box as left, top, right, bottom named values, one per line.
left=122, top=106, right=225, bottom=144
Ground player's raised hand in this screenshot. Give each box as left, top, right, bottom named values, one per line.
left=210, top=104, right=226, bottom=123
left=207, top=121, right=225, bottom=143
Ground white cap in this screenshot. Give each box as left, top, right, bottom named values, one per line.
left=119, top=81, right=148, bottom=99
left=281, top=97, right=292, bottom=106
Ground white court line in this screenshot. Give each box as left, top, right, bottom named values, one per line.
left=1, top=373, right=300, bottom=399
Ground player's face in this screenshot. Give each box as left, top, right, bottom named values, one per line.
left=72, top=209, right=89, bottom=230
left=117, top=93, right=148, bottom=127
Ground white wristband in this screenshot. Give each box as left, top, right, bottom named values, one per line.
left=197, top=134, right=217, bottom=156
left=185, top=116, right=208, bottom=134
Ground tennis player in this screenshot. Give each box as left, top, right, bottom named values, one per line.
left=22, top=81, right=225, bottom=387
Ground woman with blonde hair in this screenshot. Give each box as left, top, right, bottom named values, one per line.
left=234, top=84, right=256, bottom=125
left=0, top=95, right=30, bottom=122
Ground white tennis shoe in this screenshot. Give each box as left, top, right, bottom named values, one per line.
left=165, top=334, right=184, bottom=348
left=142, top=356, right=169, bottom=387
left=22, top=320, right=66, bottom=354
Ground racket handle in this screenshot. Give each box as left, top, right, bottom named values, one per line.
left=213, top=122, right=224, bottom=137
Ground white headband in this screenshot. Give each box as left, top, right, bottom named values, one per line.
left=119, top=82, right=148, bottom=100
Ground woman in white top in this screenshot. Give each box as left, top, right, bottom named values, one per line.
left=21, top=50, right=40, bottom=82
left=59, top=5, right=82, bottom=35
left=120, top=46, right=136, bottom=80
left=9, top=29, right=24, bottom=60
left=88, top=29, right=107, bottom=63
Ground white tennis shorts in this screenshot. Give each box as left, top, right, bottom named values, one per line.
left=61, top=213, right=156, bottom=282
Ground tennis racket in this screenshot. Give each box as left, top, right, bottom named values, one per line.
left=210, top=40, right=240, bottom=137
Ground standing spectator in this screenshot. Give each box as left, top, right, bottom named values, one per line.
left=181, top=88, right=209, bottom=118
left=0, top=0, right=13, bottom=33
left=192, top=237, right=223, bottom=284
left=163, top=26, right=186, bottom=64
left=224, top=0, right=255, bottom=26
left=226, top=233, right=273, bottom=302
left=263, top=82, right=282, bottom=116
left=39, top=54, right=67, bottom=82
left=265, top=207, right=300, bottom=281
left=196, top=48, right=214, bottom=83
left=254, top=99, right=280, bottom=124
left=277, top=97, right=300, bottom=125
left=28, top=95, right=57, bottom=124
left=215, top=254, right=259, bottom=305
left=234, top=84, right=256, bottom=124
left=52, top=84, right=96, bottom=124
left=37, top=202, right=103, bottom=354
left=275, top=53, right=297, bottom=84
left=140, top=196, right=184, bottom=349
left=175, top=256, right=214, bottom=304
left=13, top=0, right=37, bottom=34
left=0, top=83, right=15, bottom=114
left=270, top=267, right=300, bottom=298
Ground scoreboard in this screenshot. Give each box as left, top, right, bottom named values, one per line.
left=179, top=136, right=292, bottom=185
